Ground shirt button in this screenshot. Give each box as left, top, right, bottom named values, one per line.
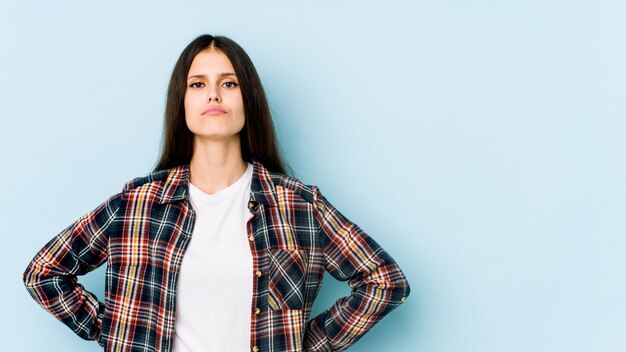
left=254, top=307, right=261, bottom=315
left=248, top=235, right=255, bottom=242
left=247, top=200, right=259, bottom=211
left=401, top=296, right=407, bottom=303
left=252, top=346, right=259, bottom=352
left=255, top=270, right=262, bottom=277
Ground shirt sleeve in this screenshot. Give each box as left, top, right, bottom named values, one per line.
left=303, top=186, right=411, bottom=352
left=22, top=192, right=122, bottom=346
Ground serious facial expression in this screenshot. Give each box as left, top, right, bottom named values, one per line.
left=184, top=48, right=245, bottom=142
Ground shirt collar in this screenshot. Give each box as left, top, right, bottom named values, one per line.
left=157, top=159, right=278, bottom=207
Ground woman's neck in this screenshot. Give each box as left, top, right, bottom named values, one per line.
left=188, top=136, right=248, bottom=195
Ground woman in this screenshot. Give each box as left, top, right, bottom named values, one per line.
left=23, top=34, right=410, bottom=352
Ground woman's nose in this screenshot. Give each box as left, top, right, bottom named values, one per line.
left=206, top=85, right=221, bottom=103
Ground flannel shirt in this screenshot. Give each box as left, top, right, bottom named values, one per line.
left=23, top=160, right=410, bottom=352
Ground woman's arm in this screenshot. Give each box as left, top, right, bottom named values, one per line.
left=22, top=192, right=122, bottom=346
left=304, top=186, right=411, bottom=352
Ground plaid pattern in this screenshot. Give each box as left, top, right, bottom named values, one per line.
left=23, top=160, right=410, bottom=352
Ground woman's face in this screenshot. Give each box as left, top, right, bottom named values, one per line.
left=184, top=48, right=245, bottom=143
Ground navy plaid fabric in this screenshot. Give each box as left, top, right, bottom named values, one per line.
left=23, top=160, right=410, bottom=351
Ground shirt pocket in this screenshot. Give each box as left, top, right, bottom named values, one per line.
left=268, top=248, right=308, bottom=311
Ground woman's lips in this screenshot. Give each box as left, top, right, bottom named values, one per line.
left=202, top=108, right=227, bottom=115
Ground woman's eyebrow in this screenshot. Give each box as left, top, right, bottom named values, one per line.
left=187, top=72, right=237, bottom=80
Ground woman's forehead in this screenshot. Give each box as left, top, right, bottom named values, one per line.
left=188, top=50, right=236, bottom=76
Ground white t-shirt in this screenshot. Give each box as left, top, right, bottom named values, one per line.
left=172, top=162, right=254, bottom=352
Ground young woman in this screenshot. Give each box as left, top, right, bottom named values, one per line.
left=23, top=34, right=410, bottom=352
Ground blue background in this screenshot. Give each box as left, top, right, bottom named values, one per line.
left=2, top=1, right=625, bottom=351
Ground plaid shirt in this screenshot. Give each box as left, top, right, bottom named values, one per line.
left=23, top=160, right=410, bottom=352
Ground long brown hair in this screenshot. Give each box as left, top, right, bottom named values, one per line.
left=152, top=34, right=292, bottom=176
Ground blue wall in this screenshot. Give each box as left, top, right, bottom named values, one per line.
left=2, top=1, right=624, bottom=351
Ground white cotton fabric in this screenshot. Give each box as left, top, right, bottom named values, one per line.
left=172, top=162, right=254, bottom=352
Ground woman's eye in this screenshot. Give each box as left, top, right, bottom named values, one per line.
left=189, top=82, right=204, bottom=88
left=223, top=82, right=239, bottom=88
